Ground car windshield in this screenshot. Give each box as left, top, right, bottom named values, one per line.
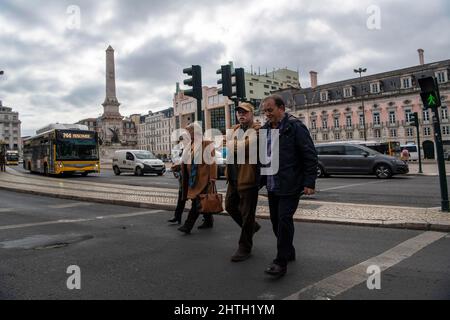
left=135, top=152, right=157, bottom=160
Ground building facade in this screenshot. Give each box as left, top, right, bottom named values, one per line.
left=275, top=50, right=450, bottom=159
left=138, top=108, right=174, bottom=158
left=0, top=101, right=21, bottom=152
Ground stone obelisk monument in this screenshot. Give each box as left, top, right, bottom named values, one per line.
left=100, top=46, right=123, bottom=146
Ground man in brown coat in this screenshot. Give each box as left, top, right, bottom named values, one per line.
left=225, top=102, right=261, bottom=262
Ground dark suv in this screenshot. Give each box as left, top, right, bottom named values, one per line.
left=315, top=142, right=409, bottom=179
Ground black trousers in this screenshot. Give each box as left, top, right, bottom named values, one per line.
left=183, top=198, right=214, bottom=230
left=225, top=184, right=259, bottom=252
left=268, top=192, right=301, bottom=267
left=173, top=186, right=186, bottom=221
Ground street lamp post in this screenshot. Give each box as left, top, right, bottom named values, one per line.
left=354, top=68, right=367, bottom=141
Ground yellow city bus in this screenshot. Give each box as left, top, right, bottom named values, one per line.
left=23, top=128, right=100, bottom=176
left=5, top=150, right=19, bottom=165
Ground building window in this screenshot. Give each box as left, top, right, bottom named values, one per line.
left=346, top=132, right=353, bottom=139
left=334, top=118, right=339, bottom=128
left=436, top=71, right=447, bottom=84
left=424, top=127, right=431, bottom=136
left=370, top=83, right=380, bottom=94
left=249, top=90, right=254, bottom=94
left=390, top=129, right=397, bottom=137
left=405, top=110, right=412, bottom=123
left=344, top=87, right=352, bottom=98
left=423, top=110, right=430, bottom=122
left=311, top=119, right=317, bottom=130
left=321, top=91, right=329, bottom=102
left=346, top=116, right=352, bottom=128
left=210, top=107, right=226, bottom=133
left=373, top=112, right=380, bottom=125
left=249, top=82, right=253, bottom=86
left=359, top=131, right=365, bottom=139
left=374, top=129, right=381, bottom=138
left=271, top=86, right=277, bottom=90
left=442, top=107, right=448, bottom=120
left=323, top=133, right=328, bottom=141
left=334, top=133, right=340, bottom=140
left=406, top=128, right=414, bottom=137
left=312, top=134, right=317, bottom=141
left=402, top=77, right=412, bottom=89
left=264, top=92, right=270, bottom=96
left=322, top=119, right=328, bottom=129
left=359, top=114, right=364, bottom=126
left=443, top=126, right=450, bottom=135
left=389, top=111, right=396, bottom=124
left=264, top=85, right=270, bottom=88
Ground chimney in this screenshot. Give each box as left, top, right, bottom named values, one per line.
left=418, top=49, right=425, bottom=66
left=310, top=71, right=318, bottom=89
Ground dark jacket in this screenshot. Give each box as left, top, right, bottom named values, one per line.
left=260, top=113, right=318, bottom=196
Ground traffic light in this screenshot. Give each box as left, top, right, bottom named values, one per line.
left=418, top=77, right=441, bottom=110
left=183, top=65, right=202, bottom=100
left=234, top=68, right=246, bottom=101
left=410, top=112, right=419, bottom=127
left=217, top=65, right=232, bottom=97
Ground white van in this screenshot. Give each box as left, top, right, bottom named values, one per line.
left=112, top=150, right=165, bottom=176
left=400, top=144, right=419, bottom=161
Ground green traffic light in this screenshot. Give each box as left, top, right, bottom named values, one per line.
left=428, top=93, right=437, bottom=107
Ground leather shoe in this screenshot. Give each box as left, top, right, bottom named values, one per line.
left=197, top=221, right=213, bottom=229
left=177, top=225, right=191, bottom=234
left=264, top=263, right=287, bottom=277
left=168, top=217, right=181, bottom=224
left=231, top=249, right=251, bottom=262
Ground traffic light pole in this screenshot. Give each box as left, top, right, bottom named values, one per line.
left=431, top=105, right=449, bottom=211
left=415, top=121, right=423, bottom=174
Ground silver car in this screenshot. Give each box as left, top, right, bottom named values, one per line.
left=315, top=142, right=409, bottom=179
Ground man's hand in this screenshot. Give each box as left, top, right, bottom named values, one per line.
left=303, top=187, right=315, bottom=196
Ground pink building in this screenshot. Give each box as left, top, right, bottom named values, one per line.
left=276, top=50, right=450, bottom=159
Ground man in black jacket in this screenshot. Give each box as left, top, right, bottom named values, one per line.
left=260, top=95, right=318, bottom=277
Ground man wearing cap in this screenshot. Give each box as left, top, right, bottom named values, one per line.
left=225, top=102, right=261, bottom=262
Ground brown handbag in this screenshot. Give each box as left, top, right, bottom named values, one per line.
left=198, top=181, right=224, bottom=214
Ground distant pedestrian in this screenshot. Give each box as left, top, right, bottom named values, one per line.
left=0, top=148, right=6, bottom=172
left=260, top=95, right=318, bottom=277
left=401, top=148, right=410, bottom=162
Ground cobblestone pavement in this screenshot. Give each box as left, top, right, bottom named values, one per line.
left=1, top=167, right=449, bottom=231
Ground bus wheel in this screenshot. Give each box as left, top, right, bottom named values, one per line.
left=81, top=172, right=89, bottom=177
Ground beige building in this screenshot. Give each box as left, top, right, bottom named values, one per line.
left=0, top=101, right=21, bottom=152
left=245, top=68, right=300, bottom=102
left=138, top=108, right=174, bottom=158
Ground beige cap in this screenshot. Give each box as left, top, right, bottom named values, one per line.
left=236, top=102, right=255, bottom=113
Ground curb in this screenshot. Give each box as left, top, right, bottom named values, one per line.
left=1, top=185, right=449, bottom=232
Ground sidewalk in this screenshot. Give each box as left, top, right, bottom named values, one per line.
left=406, top=161, right=450, bottom=176
left=1, top=168, right=449, bottom=232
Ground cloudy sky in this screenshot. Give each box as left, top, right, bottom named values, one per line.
left=0, top=0, right=449, bottom=136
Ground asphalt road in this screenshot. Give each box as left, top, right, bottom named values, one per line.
left=0, top=190, right=449, bottom=300
left=11, top=166, right=449, bottom=208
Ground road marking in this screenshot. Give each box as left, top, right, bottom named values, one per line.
left=0, top=208, right=15, bottom=213
left=318, top=180, right=388, bottom=192
left=284, top=231, right=448, bottom=300
left=48, top=202, right=94, bottom=209
left=0, top=210, right=165, bottom=231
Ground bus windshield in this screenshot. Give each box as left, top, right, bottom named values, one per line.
left=6, top=152, right=19, bottom=161
left=56, top=139, right=99, bottom=161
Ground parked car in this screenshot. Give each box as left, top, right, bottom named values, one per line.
left=112, top=150, right=165, bottom=176
left=315, top=142, right=409, bottom=179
